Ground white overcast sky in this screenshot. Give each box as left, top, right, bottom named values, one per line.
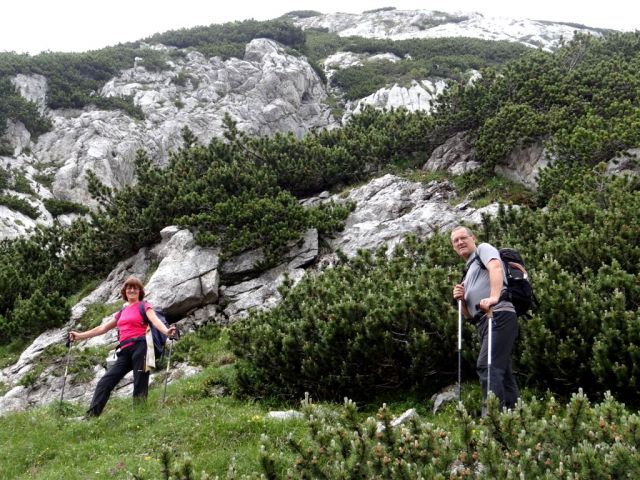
left=2, top=0, right=638, bottom=55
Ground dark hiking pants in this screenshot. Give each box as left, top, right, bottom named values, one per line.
left=87, top=340, right=149, bottom=416
left=476, top=310, right=519, bottom=415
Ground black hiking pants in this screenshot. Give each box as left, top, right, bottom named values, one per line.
left=87, top=340, right=149, bottom=416
left=476, top=309, right=519, bottom=415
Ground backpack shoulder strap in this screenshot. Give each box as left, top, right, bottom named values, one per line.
left=138, top=301, right=150, bottom=325
left=460, top=253, right=483, bottom=283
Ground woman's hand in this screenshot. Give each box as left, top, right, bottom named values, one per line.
left=166, top=326, right=178, bottom=339
left=69, top=330, right=81, bottom=342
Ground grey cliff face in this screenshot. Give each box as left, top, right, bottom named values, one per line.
left=1, top=12, right=580, bottom=238
left=11, top=39, right=334, bottom=211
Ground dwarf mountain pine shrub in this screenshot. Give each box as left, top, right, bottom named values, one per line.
left=479, top=171, right=640, bottom=402
left=230, top=235, right=468, bottom=401
left=150, top=392, right=640, bottom=479
left=231, top=168, right=640, bottom=405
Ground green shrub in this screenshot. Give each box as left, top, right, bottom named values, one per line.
left=282, top=10, right=321, bottom=19
left=0, top=337, right=29, bottom=368
left=229, top=168, right=640, bottom=405
left=4, top=289, right=70, bottom=338
left=0, top=194, right=40, bottom=218
left=479, top=172, right=640, bottom=401
left=153, top=391, right=640, bottom=479
left=10, top=172, right=35, bottom=195
left=169, top=324, right=238, bottom=372
left=230, top=236, right=465, bottom=401
left=142, top=19, right=305, bottom=58
left=315, top=34, right=528, bottom=100
left=257, top=393, right=637, bottom=479
left=42, top=198, right=90, bottom=217
left=31, top=172, right=54, bottom=189
left=76, top=301, right=123, bottom=331
left=31, top=342, right=110, bottom=386
left=0, top=165, right=10, bottom=190
left=434, top=32, right=640, bottom=170
left=0, top=140, right=12, bottom=156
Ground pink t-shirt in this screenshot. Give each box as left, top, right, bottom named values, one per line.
left=115, top=301, right=151, bottom=344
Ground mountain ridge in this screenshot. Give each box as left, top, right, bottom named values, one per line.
left=290, top=7, right=607, bottom=51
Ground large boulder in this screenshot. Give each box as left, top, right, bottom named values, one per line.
left=423, top=131, right=480, bottom=175
left=495, top=141, right=550, bottom=189
left=145, top=227, right=220, bottom=316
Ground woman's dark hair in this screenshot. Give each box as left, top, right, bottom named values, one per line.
left=120, top=276, right=145, bottom=301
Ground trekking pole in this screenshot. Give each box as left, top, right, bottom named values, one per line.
left=457, top=300, right=463, bottom=401
left=487, top=312, right=493, bottom=401
left=59, top=335, right=72, bottom=413
left=162, top=337, right=174, bottom=405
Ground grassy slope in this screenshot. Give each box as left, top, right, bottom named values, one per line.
left=0, top=326, right=444, bottom=479
left=0, top=360, right=440, bottom=479
left=0, top=385, right=306, bottom=479
left=0, top=330, right=306, bottom=479
left=0, top=168, right=636, bottom=477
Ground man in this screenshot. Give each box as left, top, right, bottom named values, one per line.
left=451, top=226, right=519, bottom=413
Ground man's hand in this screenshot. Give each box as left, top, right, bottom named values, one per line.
left=479, top=296, right=499, bottom=312
left=453, top=284, right=465, bottom=301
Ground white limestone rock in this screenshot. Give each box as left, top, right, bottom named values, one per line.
left=324, top=174, right=498, bottom=258
left=19, top=39, right=335, bottom=209
left=295, top=9, right=604, bottom=51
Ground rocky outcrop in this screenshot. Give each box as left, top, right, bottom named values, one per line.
left=1, top=75, right=46, bottom=156
left=0, top=154, right=55, bottom=239
left=7, top=39, right=334, bottom=211
left=423, top=131, right=480, bottom=175
left=0, top=202, right=51, bottom=240
left=495, top=141, right=550, bottom=189
left=295, top=9, right=604, bottom=51
left=146, top=227, right=220, bottom=317
left=345, top=79, right=447, bottom=121
left=323, top=174, right=497, bottom=257
left=221, top=228, right=318, bottom=321
left=323, top=51, right=402, bottom=78
left=322, top=49, right=447, bottom=118
left=11, top=74, right=48, bottom=113
left=1, top=38, right=336, bottom=237
left=424, top=132, right=549, bottom=189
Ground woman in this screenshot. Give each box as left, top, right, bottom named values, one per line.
left=69, top=276, right=176, bottom=417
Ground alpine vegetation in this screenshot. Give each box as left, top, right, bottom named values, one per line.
left=0, top=11, right=639, bottom=480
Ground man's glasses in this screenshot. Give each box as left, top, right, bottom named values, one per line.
left=452, top=235, right=471, bottom=245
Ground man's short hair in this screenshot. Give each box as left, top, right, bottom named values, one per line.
left=450, top=225, right=474, bottom=239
